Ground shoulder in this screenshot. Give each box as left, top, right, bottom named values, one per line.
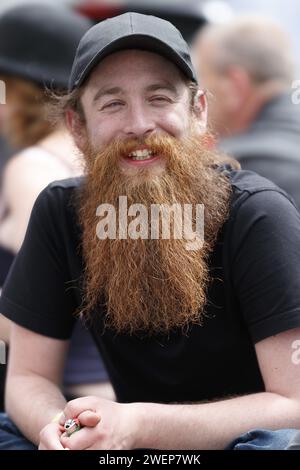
left=2, top=149, right=32, bottom=181
left=19, top=176, right=85, bottom=251
left=32, top=176, right=84, bottom=222
left=226, top=166, right=282, bottom=193
left=224, top=167, right=296, bottom=212
left=47, top=176, right=84, bottom=191
left=221, top=167, right=300, bottom=241
left=4, top=147, right=52, bottom=171
left=2, top=147, right=72, bottom=189
left=37, top=175, right=84, bottom=204
left=221, top=168, right=300, bottom=256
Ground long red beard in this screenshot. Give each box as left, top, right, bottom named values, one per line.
left=77, top=132, right=231, bottom=336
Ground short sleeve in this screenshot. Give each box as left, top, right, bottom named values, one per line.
left=0, top=185, right=77, bottom=339
left=230, top=189, right=300, bottom=343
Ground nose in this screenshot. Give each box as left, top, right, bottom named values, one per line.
left=122, top=101, right=156, bottom=139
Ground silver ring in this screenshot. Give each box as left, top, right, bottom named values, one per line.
left=64, top=418, right=81, bottom=437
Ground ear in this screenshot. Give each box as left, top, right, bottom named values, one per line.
left=192, top=89, right=207, bottom=134
left=65, top=109, right=87, bottom=152
left=226, top=66, right=252, bottom=112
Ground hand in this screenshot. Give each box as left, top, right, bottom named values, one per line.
left=38, top=422, right=65, bottom=450
left=59, top=396, right=140, bottom=450
left=38, top=409, right=100, bottom=450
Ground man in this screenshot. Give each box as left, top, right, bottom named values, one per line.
left=0, top=12, right=300, bottom=450
left=192, top=17, right=300, bottom=208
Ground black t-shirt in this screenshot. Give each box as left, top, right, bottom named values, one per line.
left=1, top=168, right=300, bottom=404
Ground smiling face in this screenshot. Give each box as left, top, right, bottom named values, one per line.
left=69, top=49, right=206, bottom=176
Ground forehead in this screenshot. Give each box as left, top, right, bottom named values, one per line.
left=85, top=49, right=187, bottom=90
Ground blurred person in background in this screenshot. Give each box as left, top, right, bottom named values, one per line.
left=192, top=17, right=300, bottom=208
left=0, top=91, right=14, bottom=413
left=0, top=3, right=114, bottom=406
left=0, top=104, right=11, bottom=179
left=0, top=103, right=14, bottom=289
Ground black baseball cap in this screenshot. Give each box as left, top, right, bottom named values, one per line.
left=0, top=3, right=91, bottom=90
left=69, top=12, right=198, bottom=91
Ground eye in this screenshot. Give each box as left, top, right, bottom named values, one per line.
left=150, top=95, right=171, bottom=103
left=100, top=101, right=124, bottom=111
left=149, top=95, right=173, bottom=106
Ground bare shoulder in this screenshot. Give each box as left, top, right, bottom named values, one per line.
left=3, top=147, right=71, bottom=191
left=4, top=147, right=63, bottom=173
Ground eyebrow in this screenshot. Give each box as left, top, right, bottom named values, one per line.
left=93, top=86, right=123, bottom=103
left=92, top=81, right=179, bottom=104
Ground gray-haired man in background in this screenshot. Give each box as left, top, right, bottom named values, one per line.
left=193, top=17, right=300, bottom=208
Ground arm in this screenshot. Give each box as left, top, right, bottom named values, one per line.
left=58, top=327, right=300, bottom=450
left=0, top=181, right=81, bottom=448
left=135, top=327, right=300, bottom=449
left=5, top=323, right=69, bottom=446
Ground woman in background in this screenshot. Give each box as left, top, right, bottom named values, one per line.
left=0, top=3, right=114, bottom=403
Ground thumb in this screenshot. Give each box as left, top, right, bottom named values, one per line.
left=77, top=410, right=101, bottom=427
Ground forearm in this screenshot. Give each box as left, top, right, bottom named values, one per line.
left=136, top=392, right=300, bottom=450
left=5, top=374, right=67, bottom=445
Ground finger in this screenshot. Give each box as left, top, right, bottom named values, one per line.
left=39, top=424, right=65, bottom=450
left=60, top=425, right=98, bottom=451
left=60, top=396, right=98, bottom=424
left=77, top=410, right=101, bottom=427
left=42, top=436, right=65, bottom=450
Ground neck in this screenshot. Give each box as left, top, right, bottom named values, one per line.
left=221, top=81, right=287, bottom=138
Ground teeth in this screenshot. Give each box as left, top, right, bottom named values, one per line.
left=131, top=155, right=152, bottom=161
left=128, top=149, right=153, bottom=161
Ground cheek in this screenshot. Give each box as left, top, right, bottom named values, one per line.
left=159, top=108, right=190, bottom=138
left=85, top=115, right=116, bottom=148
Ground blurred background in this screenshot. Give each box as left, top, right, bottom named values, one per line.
left=0, top=0, right=300, bottom=75
left=0, top=0, right=298, bottom=71
left=0, top=1, right=295, bottom=42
